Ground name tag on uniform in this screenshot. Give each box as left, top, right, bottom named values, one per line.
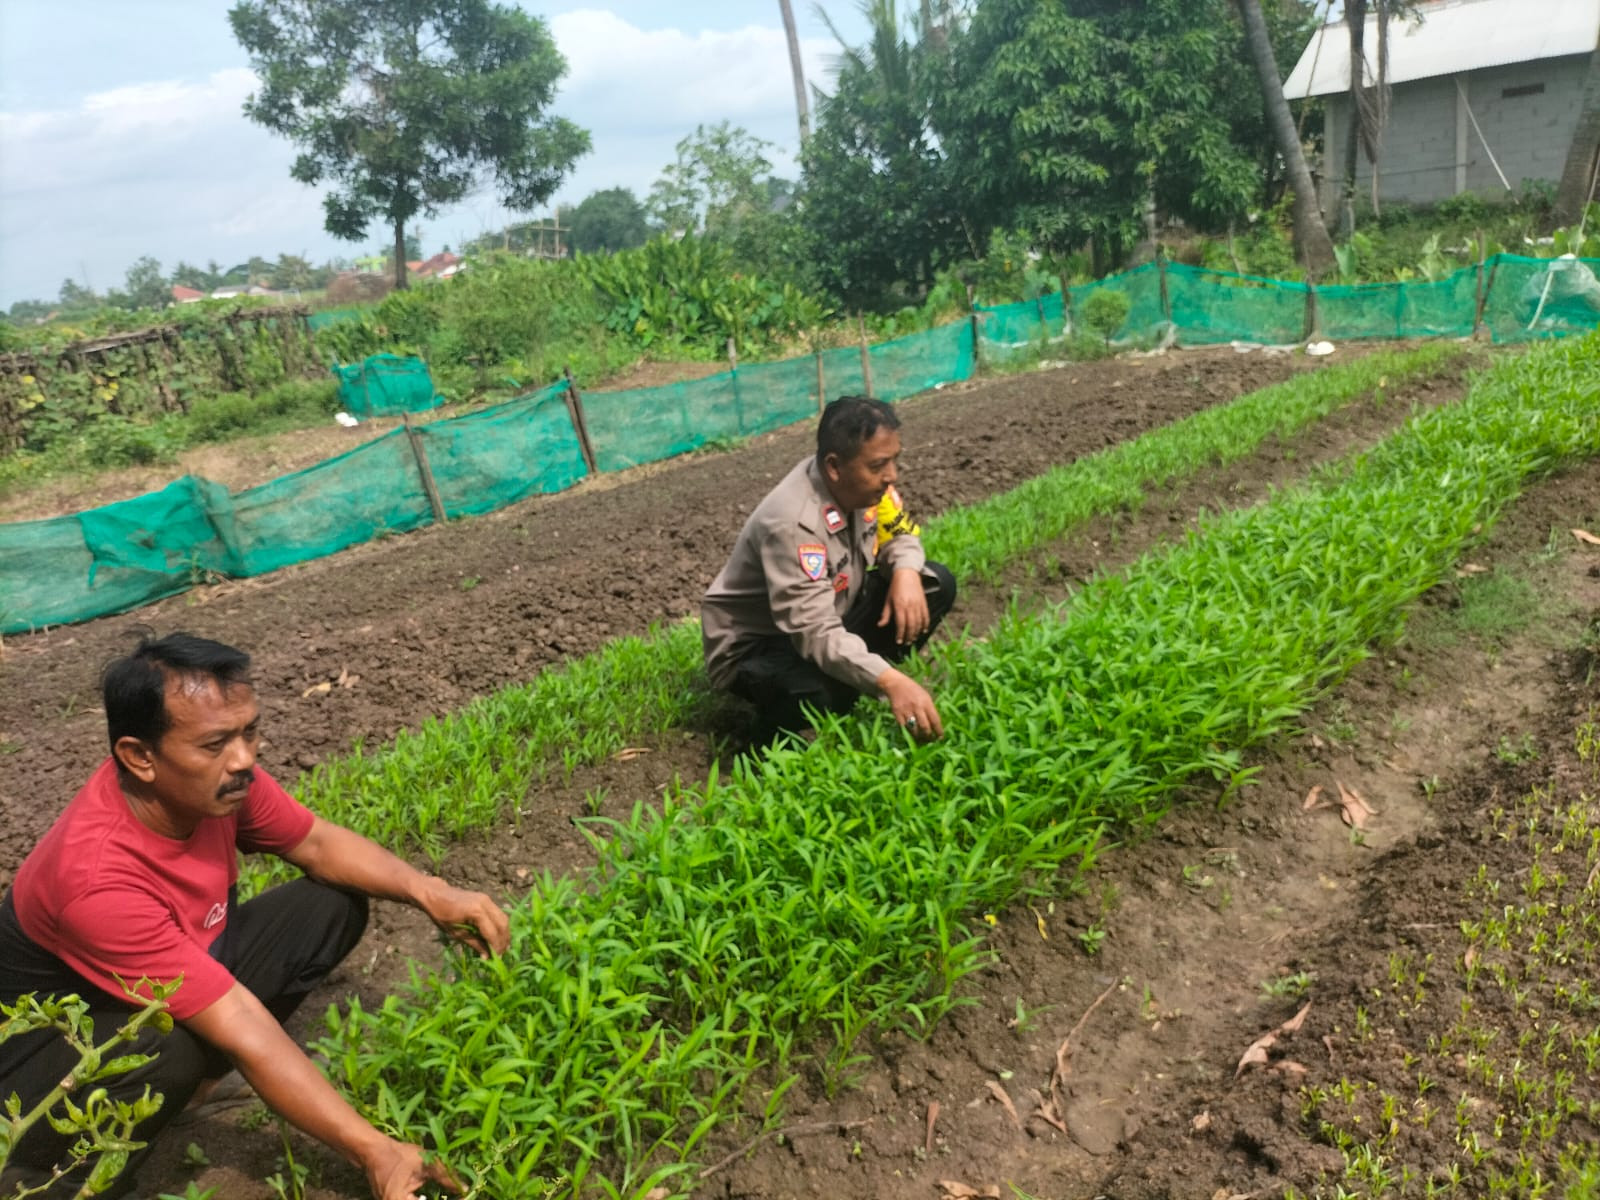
left=798, top=543, right=827, bottom=580
left=833, top=572, right=850, bottom=594
left=822, top=504, right=845, bottom=533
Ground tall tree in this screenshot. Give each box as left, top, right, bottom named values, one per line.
left=647, top=122, right=780, bottom=239
left=778, top=0, right=810, bottom=147
left=569, top=187, right=652, bottom=255
left=1236, top=0, right=1335, bottom=274
left=944, top=0, right=1260, bottom=269
left=1553, top=34, right=1600, bottom=226
left=231, top=0, right=590, bottom=289
left=803, top=0, right=965, bottom=306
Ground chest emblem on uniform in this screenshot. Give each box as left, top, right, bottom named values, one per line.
left=822, top=504, right=845, bottom=534
left=798, top=542, right=827, bottom=581
left=203, top=902, right=227, bottom=930
left=833, top=572, right=850, bottom=594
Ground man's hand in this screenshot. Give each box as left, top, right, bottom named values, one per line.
left=877, top=668, right=943, bottom=741
left=417, top=877, right=511, bottom=958
left=878, top=567, right=931, bottom=646
left=364, top=1136, right=462, bottom=1200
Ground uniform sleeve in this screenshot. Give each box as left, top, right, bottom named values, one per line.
left=236, top=769, right=315, bottom=856
left=54, top=890, right=237, bottom=1020
left=758, top=523, right=890, bottom=694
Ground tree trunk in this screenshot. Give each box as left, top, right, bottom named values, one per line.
left=1553, top=39, right=1600, bottom=226
left=393, top=220, right=409, bottom=291
left=778, top=0, right=810, bottom=149
left=1236, top=0, right=1336, bottom=276
left=1339, top=0, right=1368, bottom=238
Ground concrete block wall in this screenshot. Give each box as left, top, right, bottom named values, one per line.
left=1319, top=53, right=1589, bottom=208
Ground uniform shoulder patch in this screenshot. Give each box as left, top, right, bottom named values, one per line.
left=798, top=542, right=827, bottom=581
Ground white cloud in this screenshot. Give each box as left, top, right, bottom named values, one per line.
left=0, top=11, right=846, bottom=306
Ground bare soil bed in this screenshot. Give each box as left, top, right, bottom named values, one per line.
left=11, top=343, right=1595, bottom=1200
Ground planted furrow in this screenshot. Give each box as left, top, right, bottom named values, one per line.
left=247, top=345, right=1463, bottom=895
left=316, top=334, right=1596, bottom=1196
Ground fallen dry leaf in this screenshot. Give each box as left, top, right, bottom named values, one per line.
left=1030, top=906, right=1049, bottom=940
left=1302, top=784, right=1326, bottom=811
left=985, top=1080, right=1023, bottom=1132
left=1236, top=1001, right=1313, bottom=1079
left=1322, top=1035, right=1335, bottom=1059
left=301, top=681, right=332, bottom=698
left=1573, top=528, right=1600, bottom=546
left=1455, top=562, right=1490, bottom=576
left=1464, top=944, right=1480, bottom=970
left=1335, top=779, right=1377, bottom=830
left=643, top=1190, right=670, bottom=1200
left=925, top=1100, right=940, bottom=1155
left=612, top=747, right=652, bottom=761
left=1275, top=1060, right=1308, bottom=1079
left=1192, top=1110, right=1212, bottom=1133
left=939, top=1182, right=1001, bottom=1200
left=1309, top=732, right=1326, bottom=750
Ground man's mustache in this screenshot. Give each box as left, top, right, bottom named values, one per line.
left=218, top=770, right=255, bottom=797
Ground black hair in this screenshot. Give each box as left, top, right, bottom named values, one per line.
left=103, top=631, right=253, bottom=754
left=816, top=395, right=901, bottom=467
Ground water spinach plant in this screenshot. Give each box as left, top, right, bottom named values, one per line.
left=312, top=333, right=1598, bottom=1196
left=244, top=344, right=1463, bottom=896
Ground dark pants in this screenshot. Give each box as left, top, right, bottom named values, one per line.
left=0, top=879, right=368, bottom=1198
left=730, top=561, right=957, bottom=744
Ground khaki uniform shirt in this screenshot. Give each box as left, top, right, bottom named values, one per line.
left=702, top=457, right=926, bottom=693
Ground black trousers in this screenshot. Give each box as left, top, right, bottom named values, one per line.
left=0, top=879, right=367, bottom=1198
left=729, top=561, right=956, bottom=744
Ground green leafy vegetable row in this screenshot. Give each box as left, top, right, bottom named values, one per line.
left=314, top=335, right=1590, bottom=1197
left=250, top=344, right=1462, bottom=894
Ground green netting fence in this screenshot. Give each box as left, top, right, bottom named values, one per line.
left=975, top=252, right=1600, bottom=348
left=0, top=325, right=974, bottom=634
left=333, top=353, right=441, bottom=418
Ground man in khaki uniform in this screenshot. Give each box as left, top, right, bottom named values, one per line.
left=703, top=395, right=956, bottom=745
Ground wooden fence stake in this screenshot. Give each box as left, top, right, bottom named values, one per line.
left=814, top=341, right=826, bottom=414
left=1304, top=280, right=1321, bottom=341
left=1473, top=240, right=1494, bottom=337
left=1060, top=275, right=1074, bottom=335
left=1156, top=248, right=1173, bottom=328
left=727, top=337, right=745, bottom=433
left=562, top=365, right=600, bottom=476
left=402, top=411, right=447, bottom=524
left=967, top=284, right=983, bottom=372
left=857, top=315, right=875, bottom=398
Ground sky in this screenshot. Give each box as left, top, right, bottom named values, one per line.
left=0, top=1, right=871, bottom=308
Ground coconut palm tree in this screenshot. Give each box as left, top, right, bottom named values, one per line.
left=778, top=0, right=810, bottom=146
left=1236, top=0, right=1336, bottom=274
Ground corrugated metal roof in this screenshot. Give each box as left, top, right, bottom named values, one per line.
left=1284, top=0, right=1599, bottom=99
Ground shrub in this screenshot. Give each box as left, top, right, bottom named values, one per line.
left=1081, top=289, right=1131, bottom=345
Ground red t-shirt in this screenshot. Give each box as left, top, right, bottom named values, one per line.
left=10, top=759, right=315, bottom=1020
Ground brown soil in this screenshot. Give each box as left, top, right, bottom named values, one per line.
left=10, top=342, right=1593, bottom=1200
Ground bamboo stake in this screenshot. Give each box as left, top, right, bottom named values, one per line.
left=562, top=365, right=599, bottom=476
left=1156, top=249, right=1173, bottom=328
left=401, top=411, right=447, bottom=525
left=814, top=339, right=826, bottom=415
left=727, top=337, right=745, bottom=434
left=857, top=315, right=874, bottom=398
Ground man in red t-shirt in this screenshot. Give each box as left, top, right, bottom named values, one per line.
left=0, top=633, right=510, bottom=1200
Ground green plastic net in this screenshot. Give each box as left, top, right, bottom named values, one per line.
left=1, top=333, right=975, bottom=633
left=333, top=353, right=440, bottom=417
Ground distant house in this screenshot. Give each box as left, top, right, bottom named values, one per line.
left=210, top=285, right=248, bottom=299
left=1284, top=0, right=1600, bottom=209
left=415, top=251, right=462, bottom=279
left=171, top=285, right=205, bottom=304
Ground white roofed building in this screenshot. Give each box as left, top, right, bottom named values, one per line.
left=1283, top=0, right=1600, bottom=209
